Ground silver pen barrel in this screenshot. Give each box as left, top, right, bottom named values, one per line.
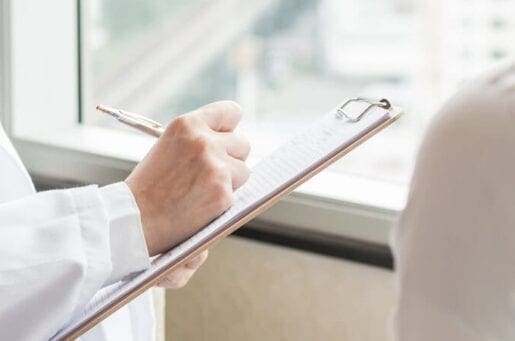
left=96, top=105, right=164, bottom=138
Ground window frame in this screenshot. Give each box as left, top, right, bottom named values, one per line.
left=0, top=0, right=404, bottom=245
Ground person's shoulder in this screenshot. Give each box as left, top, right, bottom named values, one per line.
left=411, top=60, right=515, bottom=174
left=428, top=60, right=515, bottom=139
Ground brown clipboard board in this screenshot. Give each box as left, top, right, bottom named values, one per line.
left=53, top=98, right=403, bottom=340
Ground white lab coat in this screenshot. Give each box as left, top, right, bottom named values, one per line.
left=0, top=124, right=156, bottom=340
left=393, top=61, right=515, bottom=340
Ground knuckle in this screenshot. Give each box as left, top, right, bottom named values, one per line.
left=242, top=137, right=251, bottom=154
left=234, top=163, right=250, bottom=188
left=166, top=116, right=189, bottom=135
left=207, top=163, right=221, bottom=177
left=235, top=159, right=249, bottom=174
left=204, top=160, right=226, bottom=179
left=211, top=182, right=232, bottom=211
left=191, top=135, right=210, bottom=154
left=242, top=164, right=251, bottom=180
left=232, top=133, right=250, bottom=156
left=166, top=115, right=196, bottom=135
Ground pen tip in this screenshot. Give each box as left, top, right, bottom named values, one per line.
left=96, top=105, right=120, bottom=119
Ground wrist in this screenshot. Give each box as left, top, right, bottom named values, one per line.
left=125, top=179, right=160, bottom=256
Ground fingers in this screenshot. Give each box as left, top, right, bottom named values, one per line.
left=157, top=267, right=196, bottom=289
left=219, top=132, right=250, bottom=189
left=197, top=101, right=243, bottom=132
left=157, top=250, right=209, bottom=289
left=228, top=157, right=250, bottom=189
left=218, top=132, right=251, bottom=160
left=185, top=250, right=209, bottom=269
left=196, top=101, right=250, bottom=189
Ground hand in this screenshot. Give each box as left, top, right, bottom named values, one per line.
left=157, top=250, right=208, bottom=288
left=126, top=101, right=250, bottom=256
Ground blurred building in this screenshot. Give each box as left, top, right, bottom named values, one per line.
left=319, top=0, right=418, bottom=80
left=426, top=0, right=515, bottom=96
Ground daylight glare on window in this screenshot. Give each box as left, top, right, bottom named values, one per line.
left=82, top=0, right=514, bottom=184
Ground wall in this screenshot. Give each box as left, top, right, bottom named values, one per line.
left=165, top=236, right=395, bottom=341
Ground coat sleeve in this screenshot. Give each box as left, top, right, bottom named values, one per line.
left=0, top=182, right=151, bottom=340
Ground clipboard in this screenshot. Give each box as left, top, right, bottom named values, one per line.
left=52, top=97, right=403, bottom=340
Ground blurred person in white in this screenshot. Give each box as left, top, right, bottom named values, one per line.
left=0, top=101, right=250, bottom=340
left=393, top=61, right=515, bottom=340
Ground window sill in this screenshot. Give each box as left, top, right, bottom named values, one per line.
left=13, top=124, right=407, bottom=244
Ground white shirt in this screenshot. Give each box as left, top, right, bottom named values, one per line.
left=393, top=61, right=515, bottom=340
left=0, top=124, right=155, bottom=340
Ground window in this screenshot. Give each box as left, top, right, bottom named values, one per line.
left=83, top=0, right=415, bottom=184
left=4, top=0, right=515, bottom=243
left=81, top=0, right=515, bottom=187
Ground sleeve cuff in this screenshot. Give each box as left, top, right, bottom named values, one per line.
left=99, top=182, right=151, bottom=284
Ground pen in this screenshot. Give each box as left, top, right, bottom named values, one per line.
left=96, top=105, right=165, bottom=138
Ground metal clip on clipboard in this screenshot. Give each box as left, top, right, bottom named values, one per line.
left=335, top=97, right=391, bottom=122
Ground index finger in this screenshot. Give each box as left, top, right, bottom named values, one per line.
left=196, top=101, right=243, bottom=132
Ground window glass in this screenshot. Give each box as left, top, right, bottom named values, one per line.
left=82, top=0, right=514, bottom=183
